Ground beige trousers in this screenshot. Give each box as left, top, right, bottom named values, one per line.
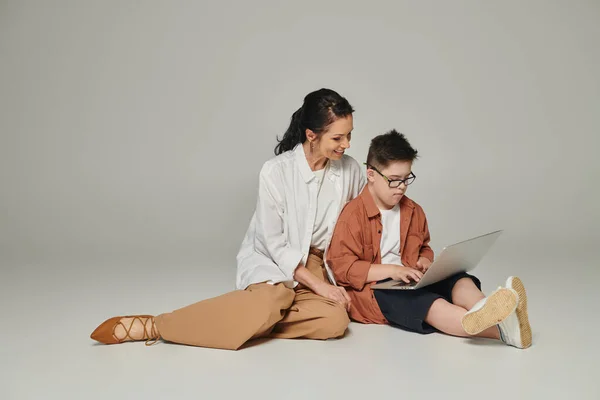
left=154, top=253, right=350, bottom=350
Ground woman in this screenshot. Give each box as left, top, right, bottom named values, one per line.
left=90, top=88, right=366, bottom=350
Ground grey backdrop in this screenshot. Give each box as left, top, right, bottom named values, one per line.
left=2, top=1, right=600, bottom=399
left=1, top=0, right=598, bottom=271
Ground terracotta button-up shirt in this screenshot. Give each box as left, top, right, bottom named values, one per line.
left=327, top=186, right=434, bottom=324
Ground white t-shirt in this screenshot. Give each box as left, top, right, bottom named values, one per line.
left=311, top=165, right=337, bottom=250
left=379, top=204, right=403, bottom=265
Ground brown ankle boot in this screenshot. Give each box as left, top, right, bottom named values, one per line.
left=90, top=315, right=160, bottom=345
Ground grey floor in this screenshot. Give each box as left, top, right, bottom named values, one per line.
left=2, top=253, right=598, bottom=400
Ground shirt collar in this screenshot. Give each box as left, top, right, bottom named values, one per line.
left=294, top=143, right=341, bottom=183
left=359, top=185, right=415, bottom=218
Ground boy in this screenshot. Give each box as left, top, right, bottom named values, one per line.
left=327, top=130, right=532, bottom=349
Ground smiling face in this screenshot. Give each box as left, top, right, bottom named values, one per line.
left=367, top=160, right=414, bottom=210
left=306, top=114, right=353, bottom=161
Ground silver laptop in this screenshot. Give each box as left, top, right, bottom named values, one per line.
left=371, top=230, right=503, bottom=290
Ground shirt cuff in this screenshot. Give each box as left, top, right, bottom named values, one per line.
left=347, top=260, right=372, bottom=290
left=279, top=248, right=305, bottom=281
left=419, top=248, right=434, bottom=262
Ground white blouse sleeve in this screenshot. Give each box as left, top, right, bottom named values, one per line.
left=253, top=164, right=304, bottom=280
left=359, top=166, right=366, bottom=190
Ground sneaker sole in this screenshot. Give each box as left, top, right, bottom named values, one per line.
left=507, top=277, right=532, bottom=349
left=461, top=288, right=518, bottom=335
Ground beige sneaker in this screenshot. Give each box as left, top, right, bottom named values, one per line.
left=499, top=276, right=532, bottom=349
left=461, top=287, right=518, bottom=335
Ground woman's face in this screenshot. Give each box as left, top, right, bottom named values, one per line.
left=311, top=115, right=353, bottom=160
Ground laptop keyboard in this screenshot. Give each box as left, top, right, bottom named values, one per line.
left=393, top=281, right=418, bottom=287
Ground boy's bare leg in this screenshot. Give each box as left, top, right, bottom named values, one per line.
left=425, top=298, right=500, bottom=339
left=451, top=277, right=485, bottom=310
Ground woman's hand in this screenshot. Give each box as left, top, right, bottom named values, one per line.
left=294, top=264, right=351, bottom=311
left=313, top=282, right=352, bottom=311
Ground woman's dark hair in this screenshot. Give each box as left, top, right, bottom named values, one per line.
left=366, top=129, right=418, bottom=169
left=274, top=88, right=354, bottom=155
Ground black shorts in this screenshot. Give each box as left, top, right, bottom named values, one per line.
left=373, top=272, right=481, bottom=334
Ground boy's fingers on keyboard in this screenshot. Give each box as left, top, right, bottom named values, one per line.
left=408, top=269, right=421, bottom=281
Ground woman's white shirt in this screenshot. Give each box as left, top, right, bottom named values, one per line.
left=236, top=144, right=365, bottom=290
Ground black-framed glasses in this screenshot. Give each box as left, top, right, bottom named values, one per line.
left=364, top=163, right=416, bottom=188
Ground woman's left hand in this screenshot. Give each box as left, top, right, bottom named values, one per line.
left=313, top=282, right=352, bottom=311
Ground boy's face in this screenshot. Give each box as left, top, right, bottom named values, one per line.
left=367, top=160, right=413, bottom=209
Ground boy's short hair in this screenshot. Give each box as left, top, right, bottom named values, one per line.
left=366, top=129, right=418, bottom=169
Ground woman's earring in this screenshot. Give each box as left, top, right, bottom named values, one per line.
left=310, top=141, right=314, bottom=155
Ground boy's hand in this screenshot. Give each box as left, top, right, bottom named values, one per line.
left=416, top=257, right=432, bottom=272
left=390, top=265, right=423, bottom=283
